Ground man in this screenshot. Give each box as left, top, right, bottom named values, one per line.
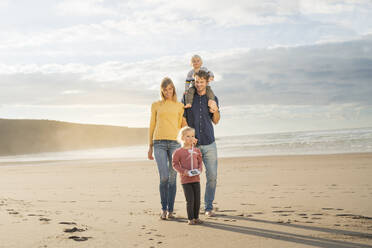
left=183, top=70, right=220, bottom=217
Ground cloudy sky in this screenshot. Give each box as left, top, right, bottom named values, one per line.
left=1, top=0, right=372, bottom=136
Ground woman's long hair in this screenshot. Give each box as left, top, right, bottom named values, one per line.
left=160, top=77, right=177, bottom=102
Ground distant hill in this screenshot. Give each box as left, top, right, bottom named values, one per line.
left=0, top=119, right=148, bottom=156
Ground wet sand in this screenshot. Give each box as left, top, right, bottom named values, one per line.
left=0, top=153, right=372, bottom=247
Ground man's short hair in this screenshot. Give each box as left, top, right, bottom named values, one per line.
left=195, top=70, right=210, bottom=81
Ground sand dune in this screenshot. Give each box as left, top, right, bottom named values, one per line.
left=0, top=118, right=148, bottom=156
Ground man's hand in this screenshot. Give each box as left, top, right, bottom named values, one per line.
left=208, top=100, right=218, bottom=113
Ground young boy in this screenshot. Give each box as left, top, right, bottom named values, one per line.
left=184, top=55, right=215, bottom=108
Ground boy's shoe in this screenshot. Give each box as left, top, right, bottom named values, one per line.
left=184, top=104, right=192, bottom=109
left=194, top=218, right=203, bottom=224
left=205, top=211, right=215, bottom=217
left=160, top=211, right=167, bottom=220
left=167, top=212, right=175, bottom=219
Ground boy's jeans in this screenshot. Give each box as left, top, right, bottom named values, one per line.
left=198, top=141, right=218, bottom=211
left=153, top=140, right=180, bottom=212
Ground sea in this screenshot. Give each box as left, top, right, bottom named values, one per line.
left=0, top=127, right=371, bottom=163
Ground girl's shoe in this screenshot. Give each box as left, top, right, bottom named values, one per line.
left=187, top=219, right=196, bottom=225
left=160, top=211, right=167, bottom=220
left=194, top=218, right=203, bottom=224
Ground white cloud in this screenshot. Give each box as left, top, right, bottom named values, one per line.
left=1, top=36, right=372, bottom=134
left=1, top=35, right=372, bottom=107
left=299, top=0, right=370, bottom=15
left=55, top=0, right=117, bottom=16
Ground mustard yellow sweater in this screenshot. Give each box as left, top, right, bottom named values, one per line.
left=149, top=100, right=184, bottom=145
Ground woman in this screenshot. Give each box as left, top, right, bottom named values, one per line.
left=148, top=77, right=185, bottom=220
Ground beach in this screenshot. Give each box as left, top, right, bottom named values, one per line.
left=1, top=153, right=372, bottom=248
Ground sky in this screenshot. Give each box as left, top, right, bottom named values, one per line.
left=0, top=0, right=372, bottom=137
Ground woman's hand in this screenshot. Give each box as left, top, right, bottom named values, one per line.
left=148, top=146, right=154, bottom=160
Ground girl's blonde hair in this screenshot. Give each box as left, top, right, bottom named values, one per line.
left=160, top=77, right=177, bottom=102
left=177, top=126, right=195, bottom=145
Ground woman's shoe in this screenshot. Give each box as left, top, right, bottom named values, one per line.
left=160, top=211, right=167, bottom=220
left=167, top=212, right=175, bottom=219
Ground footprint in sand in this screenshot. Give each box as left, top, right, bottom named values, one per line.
left=241, top=203, right=256, bottom=206
left=28, top=214, right=44, bottom=217
left=64, top=227, right=86, bottom=233
left=68, top=236, right=91, bottom=242
left=59, top=221, right=77, bottom=225
left=312, top=217, right=322, bottom=220
left=217, top=209, right=237, bottom=213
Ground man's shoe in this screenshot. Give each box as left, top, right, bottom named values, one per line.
left=205, top=211, right=215, bottom=217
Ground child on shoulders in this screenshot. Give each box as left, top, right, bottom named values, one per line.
left=184, top=54, right=215, bottom=108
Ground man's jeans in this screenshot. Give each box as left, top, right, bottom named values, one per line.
left=153, top=140, right=180, bottom=212
left=198, top=141, right=218, bottom=211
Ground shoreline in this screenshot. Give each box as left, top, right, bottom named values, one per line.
left=1, top=151, right=372, bottom=167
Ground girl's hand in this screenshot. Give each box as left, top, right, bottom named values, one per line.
left=148, top=146, right=154, bottom=160
left=193, top=137, right=198, bottom=146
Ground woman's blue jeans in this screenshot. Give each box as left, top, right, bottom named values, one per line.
left=153, top=140, right=180, bottom=212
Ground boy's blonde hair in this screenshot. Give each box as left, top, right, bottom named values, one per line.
left=160, top=77, right=177, bottom=102
left=177, top=126, right=195, bottom=145
left=191, top=54, right=202, bottom=63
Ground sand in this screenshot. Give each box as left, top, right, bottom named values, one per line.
left=0, top=153, right=372, bottom=248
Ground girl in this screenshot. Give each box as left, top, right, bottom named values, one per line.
left=172, top=127, right=203, bottom=225
left=148, top=77, right=185, bottom=220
